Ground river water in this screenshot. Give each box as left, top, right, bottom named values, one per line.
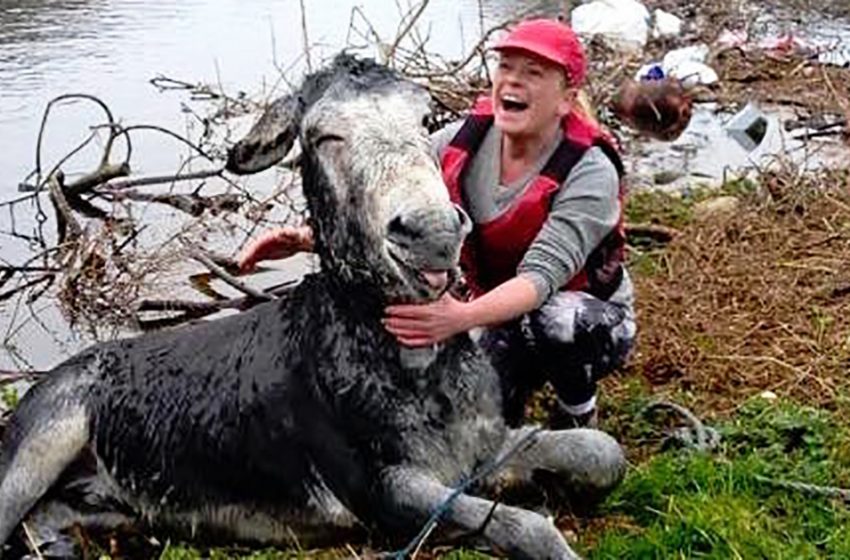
left=1, top=0, right=847, bottom=371
left=0, top=0, right=559, bottom=370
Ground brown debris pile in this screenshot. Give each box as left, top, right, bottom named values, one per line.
left=710, top=48, right=850, bottom=116
left=620, top=169, right=850, bottom=417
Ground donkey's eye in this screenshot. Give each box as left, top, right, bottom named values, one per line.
left=315, top=134, right=344, bottom=147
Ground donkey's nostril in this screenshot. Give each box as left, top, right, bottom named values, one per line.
left=454, top=204, right=472, bottom=235
left=387, top=214, right=420, bottom=242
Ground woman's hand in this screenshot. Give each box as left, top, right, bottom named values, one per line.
left=384, top=293, right=472, bottom=347
left=238, top=225, right=314, bottom=273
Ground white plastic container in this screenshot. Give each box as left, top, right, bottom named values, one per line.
left=725, top=103, right=769, bottom=152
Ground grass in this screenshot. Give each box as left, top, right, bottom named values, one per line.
left=584, top=396, right=850, bottom=559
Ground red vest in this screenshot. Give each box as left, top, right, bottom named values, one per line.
left=440, top=97, right=626, bottom=300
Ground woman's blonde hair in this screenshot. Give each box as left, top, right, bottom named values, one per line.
left=573, top=88, right=599, bottom=125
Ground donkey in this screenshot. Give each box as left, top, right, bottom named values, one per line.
left=0, top=54, right=625, bottom=559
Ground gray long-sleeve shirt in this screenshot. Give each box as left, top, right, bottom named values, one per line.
left=431, top=121, right=623, bottom=307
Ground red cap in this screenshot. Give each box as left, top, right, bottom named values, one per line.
left=493, top=19, right=587, bottom=87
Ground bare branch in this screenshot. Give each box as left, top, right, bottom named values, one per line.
left=299, top=0, right=312, bottom=72
left=97, top=168, right=224, bottom=192
left=386, top=0, right=431, bottom=63
left=33, top=94, right=117, bottom=188
left=186, top=245, right=273, bottom=301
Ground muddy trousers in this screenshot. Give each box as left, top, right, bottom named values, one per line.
left=479, top=289, right=636, bottom=427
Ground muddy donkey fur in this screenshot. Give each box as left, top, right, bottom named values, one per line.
left=0, top=54, right=625, bottom=559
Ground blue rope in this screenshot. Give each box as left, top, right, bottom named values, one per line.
left=390, top=426, right=543, bottom=559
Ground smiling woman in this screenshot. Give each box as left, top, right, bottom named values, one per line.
left=239, top=17, right=638, bottom=430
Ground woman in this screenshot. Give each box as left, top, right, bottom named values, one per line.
left=239, top=19, right=637, bottom=428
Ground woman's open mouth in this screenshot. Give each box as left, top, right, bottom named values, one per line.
left=500, top=94, right=529, bottom=113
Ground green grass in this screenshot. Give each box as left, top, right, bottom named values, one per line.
left=625, top=178, right=758, bottom=229
left=584, top=398, right=850, bottom=559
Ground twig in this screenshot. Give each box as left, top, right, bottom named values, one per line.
left=299, top=0, right=312, bottom=72
left=754, top=475, right=850, bottom=502
left=0, top=266, right=60, bottom=274
left=97, top=168, right=224, bottom=192
left=47, top=172, right=83, bottom=245
left=33, top=94, right=116, bottom=188
left=186, top=246, right=273, bottom=301
left=65, top=162, right=132, bottom=196
left=21, top=522, right=45, bottom=560
left=402, top=22, right=512, bottom=79
left=705, top=354, right=808, bottom=377
left=120, top=124, right=217, bottom=162
left=626, top=222, right=680, bottom=243
left=103, top=190, right=242, bottom=217
left=0, top=369, right=44, bottom=385
left=137, top=280, right=296, bottom=327
left=0, top=276, right=54, bottom=303
left=386, top=0, right=431, bottom=63
left=20, top=129, right=101, bottom=193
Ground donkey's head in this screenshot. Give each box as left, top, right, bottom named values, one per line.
left=227, top=55, right=469, bottom=304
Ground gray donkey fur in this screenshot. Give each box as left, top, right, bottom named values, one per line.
left=0, top=54, right=625, bottom=559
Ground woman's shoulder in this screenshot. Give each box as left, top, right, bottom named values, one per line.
left=558, top=146, right=620, bottom=200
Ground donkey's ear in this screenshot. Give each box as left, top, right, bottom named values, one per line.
left=226, top=94, right=302, bottom=175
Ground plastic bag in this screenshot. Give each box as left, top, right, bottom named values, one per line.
left=571, top=0, right=651, bottom=50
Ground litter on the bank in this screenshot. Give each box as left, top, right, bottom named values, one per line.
left=635, top=62, right=665, bottom=81
left=817, top=45, right=850, bottom=67
left=715, top=27, right=849, bottom=67
left=571, top=0, right=650, bottom=50
left=663, top=45, right=718, bottom=87
left=634, top=45, right=718, bottom=87
left=652, top=9, right=682, bottom=39
left=725, top=103, right=769, bottom=152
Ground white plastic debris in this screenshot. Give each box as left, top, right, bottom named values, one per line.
left=668, top=60, right=719, bottom=88
left=725, top=102, right=769, bottom=152
left=661, top=44, right=718, bottom=87
left=663, top=44, right=710, bottom=67
left=571, top=0, right=651, bottom=50
left=652, top=9, right=682, bottom=38
left=818, top=46, right=850, bottom=67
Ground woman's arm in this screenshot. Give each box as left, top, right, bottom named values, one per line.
left=383, top=275, right=539, bottom=347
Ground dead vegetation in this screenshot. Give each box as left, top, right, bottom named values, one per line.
left=616, top=168, right=850, bottom=418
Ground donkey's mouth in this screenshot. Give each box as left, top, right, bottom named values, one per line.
left=386, top=245, right=452, bottom=298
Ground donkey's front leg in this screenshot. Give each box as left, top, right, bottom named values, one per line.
left=485, top=427, right=626, bottom=505
left=379, top=466, right=581, bottom=560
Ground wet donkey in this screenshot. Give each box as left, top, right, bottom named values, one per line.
left=0, top=54, right=624, bottom=559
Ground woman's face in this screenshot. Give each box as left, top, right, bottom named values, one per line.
left=492, top=49, right=574, bottom=139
